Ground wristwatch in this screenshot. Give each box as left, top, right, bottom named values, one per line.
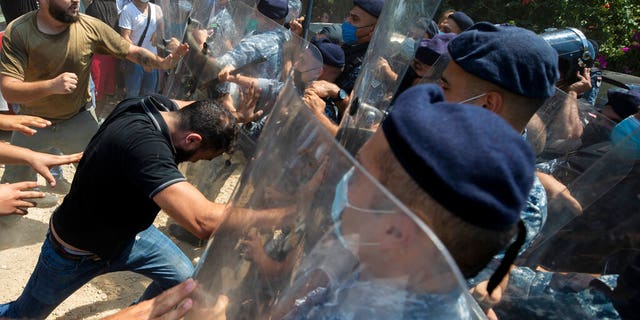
left=334, top=88, right=348, bottom=101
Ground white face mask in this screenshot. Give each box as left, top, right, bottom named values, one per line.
left=458, top=93, right=488, bottom=105
left=330, top=169, right=395, bottom=250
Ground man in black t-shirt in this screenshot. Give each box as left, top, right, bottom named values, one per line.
left=0, top=94, right=239, bottom=319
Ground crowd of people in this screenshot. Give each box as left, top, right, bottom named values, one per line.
left=0, top=0, right=638, bottom=319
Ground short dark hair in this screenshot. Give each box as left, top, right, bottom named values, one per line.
left=376, top=150, right=517, bottom=278
left=177, top=100, right=238, bottom=153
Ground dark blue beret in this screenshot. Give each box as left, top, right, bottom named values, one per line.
left=448, top=11, right=474, bottom=31
left=312, top=38, right=345, bottom=68
left=415, top=32, right=456, bottom=65
left=353, top=0, right=385, bottom=18
left=608, top=89, right=640, bottom=119
left=382, top=84, right=535, bottom=230
left=257, top=0, right=289, bottom=20
left=448, top=22, right=559, bottom=99
left=318, top=24, right=343, bottom=44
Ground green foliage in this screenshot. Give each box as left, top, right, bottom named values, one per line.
left=439, top=0, right=640, bottom=75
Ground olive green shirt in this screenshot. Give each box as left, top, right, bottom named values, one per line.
left=0, top=11, right=130, bottom=120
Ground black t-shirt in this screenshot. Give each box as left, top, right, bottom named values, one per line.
left=52, top=94, right=186, bottom=259
left=85, top=0, right=119, bottom=31
left=0, top=0, right=38, bottom=25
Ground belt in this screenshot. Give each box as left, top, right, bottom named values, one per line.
left=47, top=232, right=101, bottom=261
left=79, top=101, right=93, bottom=112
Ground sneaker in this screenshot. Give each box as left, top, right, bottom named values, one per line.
left=41, top=178, right=72, bottom=195
left=30, top=192, right=59, bottom=208
left=168, top=223, right=204, bottom=247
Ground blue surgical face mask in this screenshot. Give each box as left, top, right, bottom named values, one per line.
left=341, top=22, right=359, bottom=45
left=611, top=115, right=640, bottom=159
left=331, top=168, right=394, bottom=249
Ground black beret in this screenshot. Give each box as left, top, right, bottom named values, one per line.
left=257, top=0, right=289, bottom=20
left=312, top=38, right=345, bottom=68
left=353, top=0, right=385, bottom=18
left=448, top=11, right=474, bottom=31
left=382, top=84, right=535, bottom=230
left=448, top=22, right=559, bottom=99
left=608, top=89, right=640, bottom=119
left=415, top=32, right=456, bottom=65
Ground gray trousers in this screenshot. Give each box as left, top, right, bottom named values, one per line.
left=1, top=107, right=99, bottom=183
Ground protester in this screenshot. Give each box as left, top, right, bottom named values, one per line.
left=0, top=0, right=188, bottom=208
left=0, top=94, right=247, bottom=319
left=119, top=0, right=165, bottom=98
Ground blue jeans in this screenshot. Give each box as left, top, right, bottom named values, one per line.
left=0, top=225, right=194, bottom=319
left=125, top=61, right=158, bottom=98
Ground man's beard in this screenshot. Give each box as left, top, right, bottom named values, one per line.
left=175, top=147, right=197, bottom=163
left=49, top=2, right=79, bottom=23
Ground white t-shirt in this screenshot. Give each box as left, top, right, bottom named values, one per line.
left=116, top=0, right=131, bottom=14
left=118, top=2, right=163, bottom=54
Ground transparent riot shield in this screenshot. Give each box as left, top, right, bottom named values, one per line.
left=155, top=0, right=194, bottom=95
left=183, top=81, right=486, bottom=319
left=336, top=0, right=442, bottom=154
left=522, top=90, right=630, bottom=251
left=488, top=92, right=639, bottom=319
left=157, top=0, right=193, bottom=48
left=165, top=0, right=321, bottom=203
left=179, top=42, right=322, bottom=203
left=163, top=0, right=311, bottom=101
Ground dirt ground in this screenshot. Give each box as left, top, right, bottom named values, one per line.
left=0, top=180, right=207, bottom=319
left=0, top=130, right=243, bottom=319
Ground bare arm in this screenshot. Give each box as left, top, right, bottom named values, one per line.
left=0, top=143, right=82, bottom=186
left=125, top=41, right=189, bottom=71
left=153, top=181, right=227, bottom=240
left=0, top=72, right=79, bottom=105
left=120, top=27, right=134, bottom=44
left=0, top=114, right=51, bottom=136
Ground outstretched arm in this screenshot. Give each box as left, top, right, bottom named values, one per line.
left=126, top=41, right=189, bottom=71
left=0, top=143, right=82, bottom=186
left=0, top=114, right=51, bottom=136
